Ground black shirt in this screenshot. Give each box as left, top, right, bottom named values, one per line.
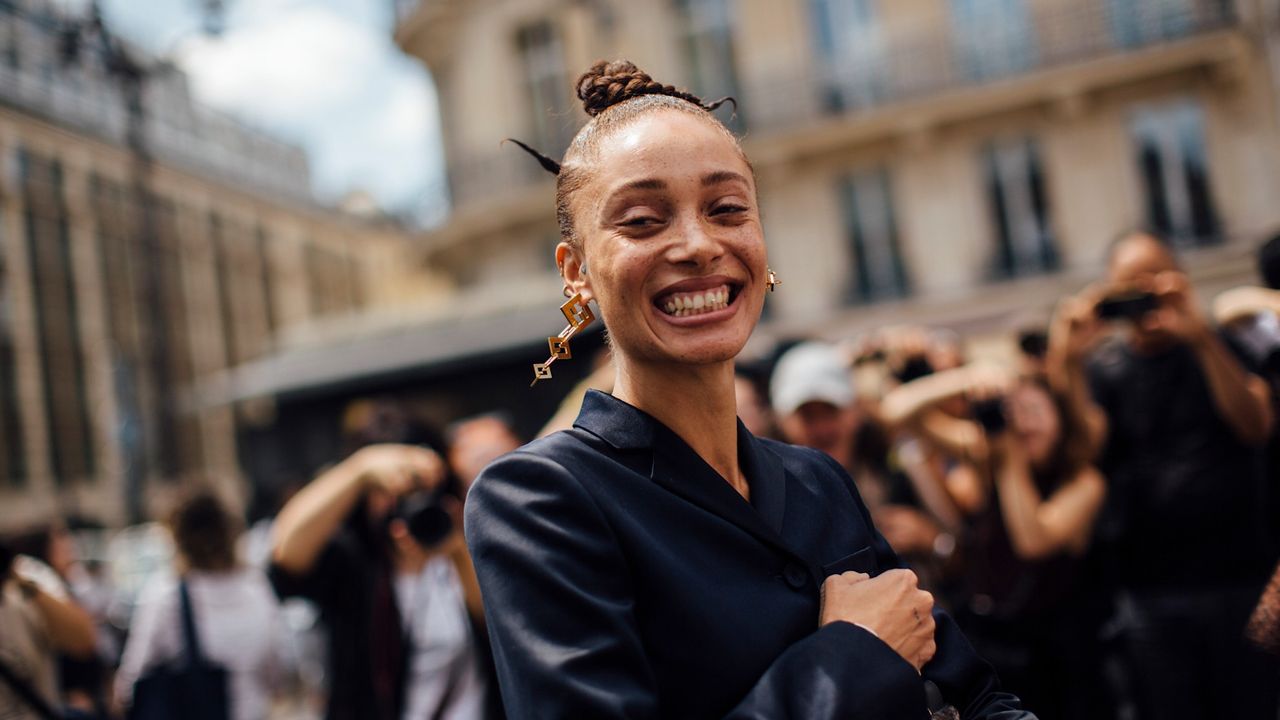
left=1087, top=337, right=1274, bottom=589
left=269, top=528, right=403, bottom=720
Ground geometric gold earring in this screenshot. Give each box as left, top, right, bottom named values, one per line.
left=530, top=293, right=596, bottom=386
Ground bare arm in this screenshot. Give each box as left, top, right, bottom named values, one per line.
left=1046, top=292, right=1109, bottom=460
left=881, top=365, right=991, bottom=465
left=22, top=582, right=97, bottom=658
left=271, top=444, right=445, bottom=575
left=1150, top=272, right=1273, bottom=446
left=1189, top=326, right=1274, bottom=446
left=991, top=438, right=1106, bottom=560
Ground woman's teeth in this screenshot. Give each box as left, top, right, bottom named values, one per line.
left=661, top=285, right=731, bottom=317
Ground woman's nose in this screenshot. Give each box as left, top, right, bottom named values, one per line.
left=668, top=215, right=723, bottom=266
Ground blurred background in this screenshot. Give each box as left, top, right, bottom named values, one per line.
left=0, top=0, right=1279, bottom=717
left=0, top=0, right=1273, bottom=529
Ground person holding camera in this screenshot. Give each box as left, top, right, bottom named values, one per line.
left=1049, top=230, right=1276, bottom=720
left=0, top=537, right=97, bottom=720
left=882, top=362, right=1107, bottom=720
left=269, top=405, right=486, bottom=720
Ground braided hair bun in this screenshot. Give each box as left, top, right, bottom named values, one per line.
left=576, top=60, right=731, bottom=117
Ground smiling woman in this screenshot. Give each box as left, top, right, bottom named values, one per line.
left=463, top=60, right=1034, bottom=719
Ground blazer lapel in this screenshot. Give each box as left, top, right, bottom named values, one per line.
left=739, top=425, right=787, bottom=536
left=575, top=390, right=796, bottom=556
left=649, top=423, right=794, bottom=557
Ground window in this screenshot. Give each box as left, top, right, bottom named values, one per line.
left=1, top=13, right=18, bottom=70
left=951, top=0, right=1037, bottom=82
left=306, top=243, right=351, bottom=318
left=209, top=213, right=240, bottom=367
left=0, top=180, right=26, bottom=484
left=516, top=20, right=573, bottom=154
left=256, top=226, right=277, bottom=334
left=839, top=169, right=909, bottom=302
left=153, top=199, right=199, bottom=475
left=674, top=0, right=741, bottom=126
left=1132, top=100, right=1218, bottom=247
left=811, top=0, right=885, bottom=112
left=92, top=175, right=142, bottom=360
left=20, top=149, right=95, bottom=483
left=1110, top=0, right=1199, bottom=48
left=984, top=137, right=1058, bottom=279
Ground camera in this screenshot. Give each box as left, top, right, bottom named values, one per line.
left=896, top=355, right=935, bottom=384
left=971, top=397, right=1008, bottom=435
left=1017, top=330, right=1048, bottom=359
left=392, top=488, right=454, bottom=548
left=0, top=538, right=13, bottom=580
left=1096, top=291, right=1159, bottom=322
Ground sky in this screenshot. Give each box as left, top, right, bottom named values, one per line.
left=66, top=0, right=447, bottom=225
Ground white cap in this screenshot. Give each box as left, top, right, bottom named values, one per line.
left=770, top=342, right=855, bottom=416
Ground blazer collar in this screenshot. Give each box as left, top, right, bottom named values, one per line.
left=574, top=389, right=791, bottom=546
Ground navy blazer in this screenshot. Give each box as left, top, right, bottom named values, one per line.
left=465, top=391, right=1033, bottom=719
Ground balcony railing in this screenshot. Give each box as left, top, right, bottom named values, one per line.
left=745, top=0, right=1235, bottom=131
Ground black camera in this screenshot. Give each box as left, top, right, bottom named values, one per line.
left=896, top=355, right=935, bottom=384
left=1017, top=330, right=1048, bottom=359
left=1096, top=291, right=1159, bottom=322
left=971, top=397, right=1008, bottom=435
left=0, top=538, right=13, bottom=580
left=393, top=489, right=454, bottom=548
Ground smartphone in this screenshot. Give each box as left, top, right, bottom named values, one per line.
left=1096, top=291, right=1159, bottom=322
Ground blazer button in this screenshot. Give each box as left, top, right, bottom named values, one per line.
left=782, top=563, right=808, bottom=590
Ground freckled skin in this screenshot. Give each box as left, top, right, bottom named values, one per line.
left=560, top=110, right=768, bottom=371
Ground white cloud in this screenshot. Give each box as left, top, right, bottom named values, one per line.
left=98, top=0, right=445, bottom=220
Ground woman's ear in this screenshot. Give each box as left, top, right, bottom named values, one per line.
left=556, top=242, right=593, bottom=302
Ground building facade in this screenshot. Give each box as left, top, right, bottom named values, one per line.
left=394, top=0, right=1280, bottom=348
left=0, top=0, right=419, bottom=528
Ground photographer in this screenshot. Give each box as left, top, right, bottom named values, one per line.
left=269, top=402, right=485, bottom=720
left=882, top=363, right=1108, bottom=720
left=1050, top=230, right=1276, bottom=720
left=1, top=536, right=97, bottom=719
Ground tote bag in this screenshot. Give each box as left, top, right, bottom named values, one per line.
left=127, top=581, right=229, bottom=720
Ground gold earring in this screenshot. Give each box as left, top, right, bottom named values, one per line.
left=766, top=268, right=781, bottom=292
left=531, top=293, right=596, bottom=386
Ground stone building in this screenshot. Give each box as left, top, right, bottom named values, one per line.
left=394, top=0, right=1280, bottom=348
left=0, top=0, right=419, bottom=527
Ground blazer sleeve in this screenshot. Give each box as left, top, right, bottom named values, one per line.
left=465, top=449, right=943, bottom=719
left=814, top=450, right=1037, bottom=720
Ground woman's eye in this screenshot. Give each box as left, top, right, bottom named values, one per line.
left=712, top=204, right=748, bottom=216
left=621, top=216, right=661, bottom=227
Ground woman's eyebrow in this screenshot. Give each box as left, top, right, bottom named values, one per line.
left=610, top=178, right=667, bottom=195
left=702, top=170, right=750, bottom=187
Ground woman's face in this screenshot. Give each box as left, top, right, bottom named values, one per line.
left=564, top=110, right=767, bottom=368
left=1006, top=383, right=1062, bottom=466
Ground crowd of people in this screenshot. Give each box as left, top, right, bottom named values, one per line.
left=2, top=228, right=1279, bottom=720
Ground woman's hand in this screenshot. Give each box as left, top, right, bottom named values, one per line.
left=1142, top=271, right=1211, bottom=347
left=820, top=569, right=936, bottom=672
left=1050, top=285, right=1107, bottom=365
left=963, top=363, right=1015, bottom=402
left=351, top=443, right=447, bottom=497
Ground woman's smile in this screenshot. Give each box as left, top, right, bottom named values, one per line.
left=652, top=275, right=745, bottom=324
